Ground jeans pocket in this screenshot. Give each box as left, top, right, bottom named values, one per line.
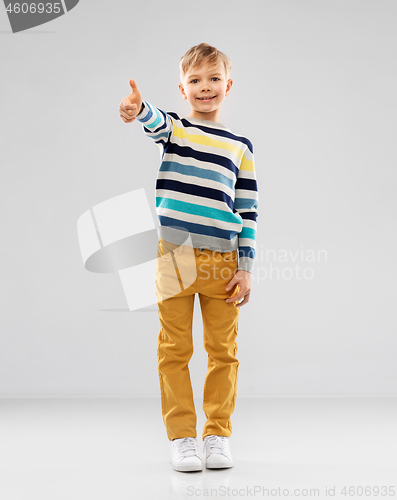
left=159, top=239, right=174, bottom=261
left=220, top=250, right=238, bottom=262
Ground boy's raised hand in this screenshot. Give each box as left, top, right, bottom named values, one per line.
left=119, top=79, right=143, bottom=123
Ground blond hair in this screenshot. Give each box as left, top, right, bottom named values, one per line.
left=180, top=42, right=232, bottom=82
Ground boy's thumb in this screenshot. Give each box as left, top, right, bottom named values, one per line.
left=129, top=79, right=137, bottom=92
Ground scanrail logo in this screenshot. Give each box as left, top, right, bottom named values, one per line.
left=3, top=0, right=79, bottom=33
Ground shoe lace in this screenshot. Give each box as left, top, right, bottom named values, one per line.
left=206, top=435, right=226, bottom=454
left=179, top=437, right=197, bottom=457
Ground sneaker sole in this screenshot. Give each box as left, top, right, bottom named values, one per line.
left=171, top=464, right=203, bottom=472
left=171, top=462, right=203, bottom=472
left=206, top=461, right=234, bottom=469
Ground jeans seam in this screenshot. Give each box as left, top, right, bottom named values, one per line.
left=157, top=332, right=166, bottom=421
left=232, top=338, right=239, bottom=408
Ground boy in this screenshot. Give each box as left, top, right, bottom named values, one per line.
left=119, top=43, right=259, bottom=472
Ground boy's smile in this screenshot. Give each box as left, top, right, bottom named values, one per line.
left=179, top=61, right=233, bottom=123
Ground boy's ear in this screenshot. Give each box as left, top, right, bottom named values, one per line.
left=178, top=83, right=187, bottom=99
left=225, top=79, right=233, bottom=96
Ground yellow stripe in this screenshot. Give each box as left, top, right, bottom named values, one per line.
left=240, top=154, right=255, bottom=172
left=173, top=124, right=245, bottom=161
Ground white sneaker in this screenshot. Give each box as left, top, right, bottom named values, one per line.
left=170, top=437, right=203, bottom=472
left=203, top=435, right=234, bottom=469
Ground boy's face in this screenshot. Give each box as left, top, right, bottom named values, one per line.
left=178, top=60, right=233, bottom=121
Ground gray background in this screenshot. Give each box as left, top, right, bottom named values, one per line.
left=1, top=0, right=396, bottom=397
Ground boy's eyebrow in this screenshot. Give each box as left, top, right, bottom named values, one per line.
left=187, top=72, right=223, bottom=78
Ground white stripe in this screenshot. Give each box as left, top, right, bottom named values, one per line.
left=235, top=188, right=260, bottom=201
left=239, top=219, right=256, bottom=229
left=238, top=237, right=256, bottom=247
left=236, top=169, right=257, bottom=179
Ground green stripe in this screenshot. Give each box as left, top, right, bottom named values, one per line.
left=156, top=197, right=241, bottom=224
left=239, top=227, right=256, bottom=240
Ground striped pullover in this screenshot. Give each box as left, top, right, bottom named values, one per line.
left=135, top=101, right=259, bottom=274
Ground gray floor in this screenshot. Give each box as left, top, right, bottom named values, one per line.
left=0, top=398, right=396, bottom=499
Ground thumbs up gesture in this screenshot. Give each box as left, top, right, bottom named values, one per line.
left=119, top=79, right=143, bottom=123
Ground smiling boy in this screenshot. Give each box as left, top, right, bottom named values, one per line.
left=179, top=57, right=231, bottom=123
left=119, top=43, right=259, bottom=472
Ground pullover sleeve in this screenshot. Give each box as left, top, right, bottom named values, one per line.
left=234, top=141, right=259, bottom=274
left=135, top=101, right=173, bottom=147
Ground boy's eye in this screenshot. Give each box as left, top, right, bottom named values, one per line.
left=190, top=77, right=220, bottom=83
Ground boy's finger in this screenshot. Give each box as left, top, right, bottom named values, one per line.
left=225, top=280, right=236, bottom=290
left=120, top=106, right=138, bottom=117
left=120, top=103, right=136, bottom=111
left=121, top=112, right=135, bottom=121
left=120, top=109, right=136, bottom=120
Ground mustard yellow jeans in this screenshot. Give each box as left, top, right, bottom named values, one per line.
left=155, top=237, right=241, bottom=442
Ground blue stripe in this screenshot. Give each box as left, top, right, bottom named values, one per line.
left=159, top=161, right=235, bottom=190
left=150, top=129, right=171, bottom=144
left=238, top=246, right=256, bottom=259
left=239, top=212, right=258, bottom=222
left=138, top=103, right=157, bottom=126
left=234, top=198, right=259, bottom=210
left=235, top=177, right=258, bottom=191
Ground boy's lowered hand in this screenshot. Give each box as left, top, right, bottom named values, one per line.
left=119, top=79, right=143, bottom=123
left=225, top=270, right=252, bottom=308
